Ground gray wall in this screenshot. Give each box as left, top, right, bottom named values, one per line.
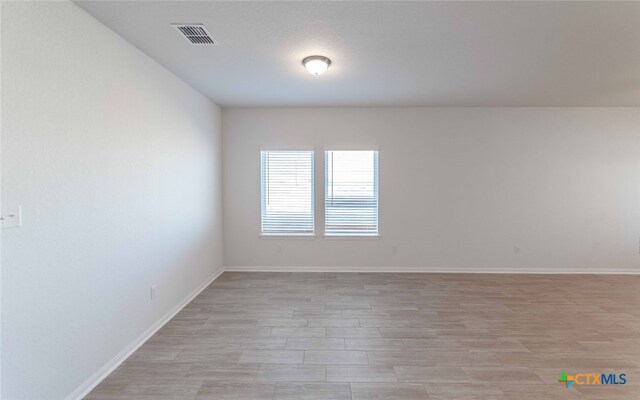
left=1, top=2, right=223, bottom=398
left=223, top=107, right=640, bottom=273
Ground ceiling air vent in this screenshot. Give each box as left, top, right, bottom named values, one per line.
left=172, top=24, right=218, bottom=45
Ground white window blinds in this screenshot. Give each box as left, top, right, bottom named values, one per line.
left=325, top=150, right=379, bottom=236
left=261, top=150, right=314, bottom=235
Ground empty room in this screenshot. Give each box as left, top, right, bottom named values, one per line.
left=2, top=1, right=640, bottom=399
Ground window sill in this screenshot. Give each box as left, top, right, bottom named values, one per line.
left=259, top=234, right=317, bottom=240
left=322, top=235, right=381, bottom=240
left=258, top=235, right=381, bottom=240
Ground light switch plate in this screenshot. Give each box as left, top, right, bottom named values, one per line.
left=1, top=206, right=22, bottom=229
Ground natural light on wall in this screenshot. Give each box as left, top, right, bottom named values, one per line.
left=325, top=150, right=379, bottom=236
left=261, top=150, right=314, bottom=235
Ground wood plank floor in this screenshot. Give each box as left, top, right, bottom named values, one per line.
left=85, top=272, right=640, bottom=399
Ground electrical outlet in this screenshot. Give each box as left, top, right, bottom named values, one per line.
left=150, top=284, right=158, bottom=300
left=513, top=245, right=520, bottom=254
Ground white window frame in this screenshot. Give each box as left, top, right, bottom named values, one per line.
left=259, top=148, right=316, bottom=237
left=323, top=148, right=380, bottom=238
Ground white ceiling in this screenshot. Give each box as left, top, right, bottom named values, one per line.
left=76, top=1, right=640, bottom=107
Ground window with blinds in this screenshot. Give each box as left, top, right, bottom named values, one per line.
left=325, top=150, right=379, bottom=236
left=261, top=150, right=314, bottom=235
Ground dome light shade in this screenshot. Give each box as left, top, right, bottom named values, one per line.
left=303, top=55, right=331, bottom=75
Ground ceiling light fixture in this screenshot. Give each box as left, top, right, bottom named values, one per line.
left=302, top=55, right=331, bottom=76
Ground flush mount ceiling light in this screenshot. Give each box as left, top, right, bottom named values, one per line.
left=302, top=55, right=331, bottom=76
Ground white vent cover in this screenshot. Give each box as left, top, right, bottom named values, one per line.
left=172, top=24, right=218, bottom=45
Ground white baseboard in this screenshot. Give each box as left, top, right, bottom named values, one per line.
left=63, top=262, right=638, bottom=399
left=224, top=265, right=640, bottom=275
left=65, top=267, right=225, bottom=400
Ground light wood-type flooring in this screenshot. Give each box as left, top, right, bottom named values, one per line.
left=86, top=272, right=640, bottom=399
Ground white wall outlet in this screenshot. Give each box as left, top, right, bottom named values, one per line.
left=513, top=245, right=520, bottom=254
left=1, top=206, right=22, bottom=229
left=150, top=284, right=158, bottom=300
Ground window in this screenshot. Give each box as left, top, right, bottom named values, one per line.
left=325, top=150, right=379, bottom=236
left=261, top=150, right=314, bottom=235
